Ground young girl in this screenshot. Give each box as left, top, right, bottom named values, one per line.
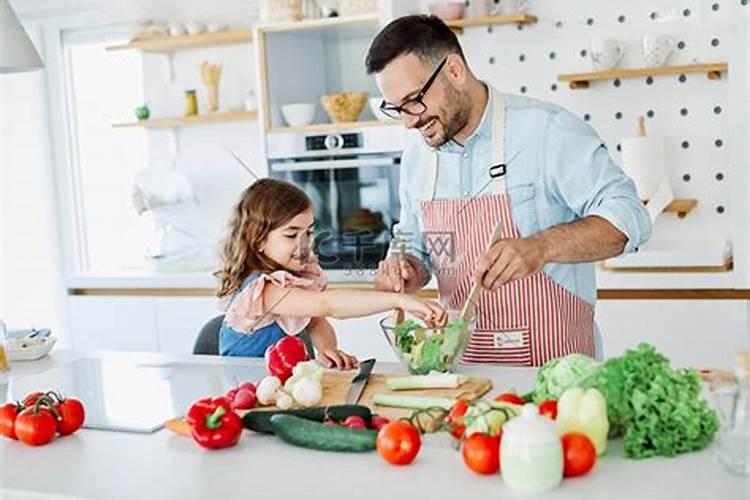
left=216, top=178, right=447, bottom=369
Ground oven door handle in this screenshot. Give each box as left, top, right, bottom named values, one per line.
left=270, top=157, right=400, bottom=172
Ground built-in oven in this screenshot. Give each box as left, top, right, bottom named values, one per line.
left=266, top=125, right=405, bottom=280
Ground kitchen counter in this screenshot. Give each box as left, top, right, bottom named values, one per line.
left=67, top=270, right=744, bottom=297
left=1, top=351, right=746, bottom=500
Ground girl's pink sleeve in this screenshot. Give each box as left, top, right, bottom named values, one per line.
left=222, top=260, right=328, bottom=335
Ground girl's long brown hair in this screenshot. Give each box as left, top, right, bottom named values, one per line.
left=216, top=178, right=312, bottom=298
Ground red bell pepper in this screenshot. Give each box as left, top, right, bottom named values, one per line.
left=265, top=336, right=309, bottom=383
left=186, top=397, right=243, bottom=450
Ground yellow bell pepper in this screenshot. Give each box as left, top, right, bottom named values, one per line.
left=556, top=387, right=609, bottom=456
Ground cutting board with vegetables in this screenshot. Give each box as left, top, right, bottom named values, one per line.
left=320, top=371, right=493, bottom=419
left=164, top=370, right=493, bottom=437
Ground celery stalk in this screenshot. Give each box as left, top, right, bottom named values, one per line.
left=372, top=394, right=457, bottom=410
left=385, top=374, right=466, bottom=391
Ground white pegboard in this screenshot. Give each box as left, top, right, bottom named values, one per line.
left=448, top=0, right=749, bottom=281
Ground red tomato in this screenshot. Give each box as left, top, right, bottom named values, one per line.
left=15, top=407, right=58, bottom=446
left=56, top=398, right=86, bottom=436
left=561, top=432, right=597, bottom=478
left=0, top=403, right=21, bottom=440
left=446, top=400, right=470, bottom=439
left=493, top=393, right=525, bottom=405
left=376, top=421, right=421, bottom=466
left=21, top=392, right=46, bottom=408
left=462, top=433, right=500, bottom=475
left=538, top=400, right=558, bottom=420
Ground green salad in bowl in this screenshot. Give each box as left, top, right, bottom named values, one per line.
left=379, top=315, right=473, bottom=374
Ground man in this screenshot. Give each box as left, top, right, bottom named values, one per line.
left=369, top=15, right=651, bottom=365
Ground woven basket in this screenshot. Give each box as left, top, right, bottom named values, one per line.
left=321, top=92, right=368, bottom=123
left=259, top=0, right=303, bottom=22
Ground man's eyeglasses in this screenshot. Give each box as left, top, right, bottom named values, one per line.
left=379, top=57, right=447, bottom=119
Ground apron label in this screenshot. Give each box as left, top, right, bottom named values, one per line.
left=493, top=329, right=526, bottom=349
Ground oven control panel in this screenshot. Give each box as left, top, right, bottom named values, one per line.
left=305, top=133, right=361, bottom=151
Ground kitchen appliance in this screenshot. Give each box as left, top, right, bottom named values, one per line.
left=345, top=358, right=375, bottom=404
left=132, top=165, right=211, bottom=272
left=266, top=125, right=404, bottom=280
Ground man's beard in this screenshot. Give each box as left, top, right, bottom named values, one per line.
left=417, top=81, right=470, bottom=148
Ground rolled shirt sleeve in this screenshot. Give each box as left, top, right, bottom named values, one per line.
left=389, top=137, right=434, bottom=275
left=542, top=109, right=652, bottom=254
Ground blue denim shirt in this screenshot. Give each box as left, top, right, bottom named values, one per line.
left=392, top=91, right=652, bottom=305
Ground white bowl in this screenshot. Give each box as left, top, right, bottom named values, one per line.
left=281, top=103, right=316, bottom=127
left=7, top=336, right=57, bottom=362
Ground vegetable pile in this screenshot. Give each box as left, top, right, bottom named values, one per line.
left=393, top=319, right=469, bottom=374
left=0, top=391, right=86, bottom=446
left=530, top=343, right=719, bottom=459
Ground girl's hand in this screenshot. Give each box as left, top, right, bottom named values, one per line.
left=397, top=295, right=448, bottom=328
left=316, top=348, right=358, bottom=370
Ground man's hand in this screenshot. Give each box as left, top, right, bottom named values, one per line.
left=374, top=254, right=426, bottom=293
left=474, top=237, right=548, bottom=291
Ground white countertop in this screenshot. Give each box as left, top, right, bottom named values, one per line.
left=1, top=351, right=746, bottom=500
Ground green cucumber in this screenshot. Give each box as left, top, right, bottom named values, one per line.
left=243, top=405, right=372, bottom=434
left=270, top=414, right=377, bottom=452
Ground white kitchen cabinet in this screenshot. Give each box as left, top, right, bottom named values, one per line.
left=595, top=300, right=749, bottom=368
left=154, top=297, right=221, bottom=355
left=68, top=296, right=159, bottom=352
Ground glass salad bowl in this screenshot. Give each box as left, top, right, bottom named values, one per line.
left=379, top=312, right=475, bottom=374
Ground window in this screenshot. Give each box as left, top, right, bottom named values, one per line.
left=63, top=28, right=150, bottom=273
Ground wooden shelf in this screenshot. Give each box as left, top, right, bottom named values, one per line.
left=105, top=30, right=253, bottom=53
left=558, top=63, right=728, bottom=89
left=600, top=259, right=733, bottom=274
left=445, top=13, right=538, bottom=32
left=112, top=111, right=258, bottom=129
left=256, top=14, right=379, bottom=34
left=266, top=120, right=399, bottom=134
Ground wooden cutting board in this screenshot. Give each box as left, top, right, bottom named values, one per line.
left=318, top=371, right=493, bottom=420
left=165, top=371, right=493, bottom=436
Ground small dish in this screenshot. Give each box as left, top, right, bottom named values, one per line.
left=7, top=336, right=57, bottom=362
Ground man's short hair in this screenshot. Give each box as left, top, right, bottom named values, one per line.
left=365, top=15, right=465, bottom=74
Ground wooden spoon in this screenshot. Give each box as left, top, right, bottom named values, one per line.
left=460, top=220, right=505, bottom=322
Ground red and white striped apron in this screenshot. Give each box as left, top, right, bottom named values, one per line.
left=420, top=89, right=594, bottom=366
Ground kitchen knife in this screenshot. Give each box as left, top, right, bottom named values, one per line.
left=345, top=358, right=376, bottom=404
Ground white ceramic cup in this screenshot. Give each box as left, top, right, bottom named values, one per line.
left=497, top=0, right=529, bottom=15
left=642, top=35, right=675, bottom=68
left=589, top=38, right=625, bottom=71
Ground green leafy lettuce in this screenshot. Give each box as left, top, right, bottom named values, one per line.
left=581, top=343, right=718, bottom=458
left=530, top=343, right=719, bottom=459
left=393, top=319, right=468, bottom=374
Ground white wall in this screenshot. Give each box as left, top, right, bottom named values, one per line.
left=0, top=25, right=69, bottom=345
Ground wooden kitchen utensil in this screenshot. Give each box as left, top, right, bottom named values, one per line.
left=460, top=220, right=505, bottom=322
left=201, top=62, right=222, bottom=112
left=393, top=235, right=407, bottom=324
